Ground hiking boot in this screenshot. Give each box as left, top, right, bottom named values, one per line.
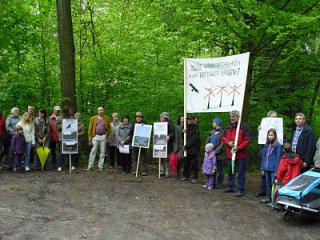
left=160, top=171, right=165, bottom=176
left=87, top=167, right=93, bottom=172
left=98, top=167, right=103, bottom=172
left=225, top=188, right=235, bottom=193
left=261, top=198, right=271, bottom=203
left=235, top=191, right=244, bottom=197
left=180, top=177, right=188, bottom=181
left=142, top=172, right=148, bottom=176
left=255, top=191, right=266, bottom=197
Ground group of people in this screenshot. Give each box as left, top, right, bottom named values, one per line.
left=0, top=105, right=85, bottom=172
left=1, top=106, right=319, bottom=200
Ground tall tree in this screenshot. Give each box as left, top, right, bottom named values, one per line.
left=56, top=0, right=76, bottom=111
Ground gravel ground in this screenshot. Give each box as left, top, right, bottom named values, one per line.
left=0, top=168, right=319, bottom=240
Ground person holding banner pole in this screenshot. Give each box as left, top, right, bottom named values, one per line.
left=159, top=112, right=175, bottom=177
left=222, top=110, right=251, bottom=197
left=130, top=112, right=148, bottom=176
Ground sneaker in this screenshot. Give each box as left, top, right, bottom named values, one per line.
left=131, top=171, right=136, bottom=175
left=225, top=188, right=235, bottom=193
left=180, top=177, right=188, bottom=181
left=207, top=187, right=213, bottom=190
left=71, top=166, right=76, bottom=171
left=25, top=166, right=31, bottom=172
left=98, top=167, right=103, bottom=172
left=165, top=173, right=170, bottom=178
left=160, top=171, right=165, bottom=176
left=191, top=179, right=198, bottom=183
left=261, top=198, right=271, bottom=203
left=87, top=167, right=93, bottom=172
left=255, top=191, right=266, bottom=197
left=57, top=167, right=62, bottom=172
left=235, top=191, right=244, bottom=197
left=266, top=202, right=273, bottom=207
left=202, top=184, right=208, bottom=188
left=142, top=172, right=148, bottom=176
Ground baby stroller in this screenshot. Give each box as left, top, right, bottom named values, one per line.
left=276, top=168, right=320, bottom=222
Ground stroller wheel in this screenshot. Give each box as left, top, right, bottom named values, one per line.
left=283, top=211, right=292, bottom=222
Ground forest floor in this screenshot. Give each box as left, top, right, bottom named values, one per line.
left=0, top=165, right=319, bottom=240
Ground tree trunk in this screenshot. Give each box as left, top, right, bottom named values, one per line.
left=308, top=76, right=320, bottom=125
left=241, top=57, right=254, bottom=123
left=56, top=0, right=77, bottom=112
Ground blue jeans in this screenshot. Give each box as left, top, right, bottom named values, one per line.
left=24, top=142, right=32, bottom=168
left=34, top=138, right=51, bottom=169
left=265, top=170, right=275, bottom=201
left=227, top=158, right=246, bottom=192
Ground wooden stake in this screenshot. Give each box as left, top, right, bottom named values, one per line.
left=135, top=147, right=141, bottom=178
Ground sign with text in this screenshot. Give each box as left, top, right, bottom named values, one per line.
left=186, top=52, right=250, bottom=113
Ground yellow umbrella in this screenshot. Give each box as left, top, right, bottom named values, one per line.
left=36, top=145, right=51, bottom=171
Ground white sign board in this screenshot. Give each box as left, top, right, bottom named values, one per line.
left=62, top=119, right=78, bottom=154
left=153, top=122, right=168, bottom=158
left=132, top=124, right=152, bottom=148
left=186, top=52, right=250, bottom=113
left=258, top=118, right=284, bottom=145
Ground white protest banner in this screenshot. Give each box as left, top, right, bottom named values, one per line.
left=258, top=118, right=284, bottom=145
left=185, top=52, right=250, bottom=113
left=62, top=119, right=78, bottom=154
left=153, top=122, right=168, bottom=158
left=132, top=124, right=152, bottom=148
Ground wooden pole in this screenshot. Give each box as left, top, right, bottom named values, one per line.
left=135, top=147, right=141, bottom=177
left=183, top=59, right=187, bottom=157
left=69, top=154, right=72, bottom=173
left=159, top=158, right=161, bottom=178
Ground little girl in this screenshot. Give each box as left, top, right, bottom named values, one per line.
left=260, top=128, right=282, bottom=203
left=10, top=126, right=26, bottom=172
left=202, top=143, right=216, bottom=190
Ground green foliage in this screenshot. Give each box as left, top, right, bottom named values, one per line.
left=0, top=0, right=320, bottom=166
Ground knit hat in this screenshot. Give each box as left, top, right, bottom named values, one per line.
left=160, top=112, right=170, bottom=120
left=205, top=143, right=214, bottom=152
left=54, top=106, right=61, bottom=111
left=213, top=117, right=222, bottom=126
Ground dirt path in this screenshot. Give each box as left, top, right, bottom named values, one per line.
left=0, top=169, right=319, bottom=240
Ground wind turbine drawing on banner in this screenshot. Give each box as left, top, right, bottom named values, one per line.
left=204, top=86, right=217, bottom=109
left=216, top=83, right=229, bottom=107
left=228, top=83, right=243, bottom=106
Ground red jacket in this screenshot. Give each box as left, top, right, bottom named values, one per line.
left=0, top=116, right=6, bottom=140
left=222, top=122, right=251, bottom=159
left=276, top=153, right=303, bottom=185
left=49, top=113, right=59, bottom=142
